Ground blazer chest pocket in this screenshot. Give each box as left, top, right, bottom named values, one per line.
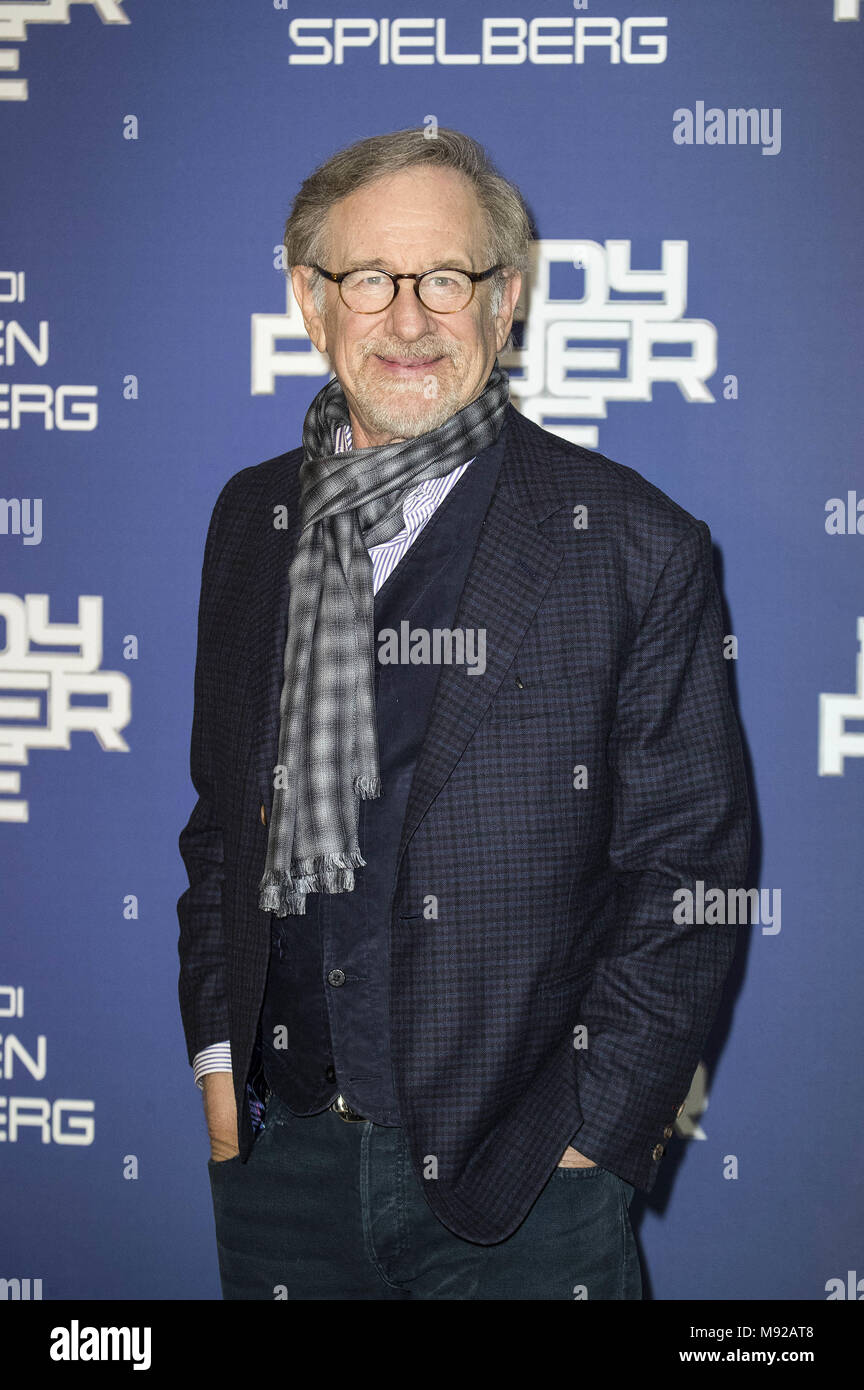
left=483, top=671, right=595, bottom=721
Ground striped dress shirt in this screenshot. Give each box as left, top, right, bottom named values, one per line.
left=192, top=422, right=474, bottom=1088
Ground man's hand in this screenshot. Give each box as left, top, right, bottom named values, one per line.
left=202, top=1071, right=240, bottom=1162
left=558, top=1145, right=597, bottom=1168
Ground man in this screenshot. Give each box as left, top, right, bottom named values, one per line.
left=177, top=127, right=750, bottom=1301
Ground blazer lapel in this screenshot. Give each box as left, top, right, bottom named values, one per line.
left=394, top=411, right=567, bottom=877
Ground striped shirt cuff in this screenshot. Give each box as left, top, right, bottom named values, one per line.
left=192, top=1041, right=232, bottom=1089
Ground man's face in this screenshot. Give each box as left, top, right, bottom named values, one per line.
left=291, top=166, right=522, bottom=448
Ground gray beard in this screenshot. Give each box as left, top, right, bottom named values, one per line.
left=352, top=371, right=466, bottom=440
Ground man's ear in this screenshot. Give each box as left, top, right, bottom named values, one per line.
left=291, top=265, right=328, bottom=354
left=493, top=270, right=523, bottom=354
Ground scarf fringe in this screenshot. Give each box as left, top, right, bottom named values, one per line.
left=354, top=774, right=381, bottom=798
left=259, top=849, right=367, bottom=917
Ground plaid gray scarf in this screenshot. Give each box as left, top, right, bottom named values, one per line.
left=257, top=362, right=510, bottom=917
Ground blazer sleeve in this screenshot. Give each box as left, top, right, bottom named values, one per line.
left=570, top=518, right=751, bottom=1192
left=176, top=481, right=234, bottom=1065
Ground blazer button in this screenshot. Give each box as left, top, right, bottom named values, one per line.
left=652, top=1143, right=665, bottom=1161
left=676, top=1100, right=686, bottom=1118
left=259, top=803, right=267, bottom=826
left=324, top=1065, right=336, bottom=1084
left=663, top=1125, right=674, bottom=1139
left=327, top=968, right=346, bottom=987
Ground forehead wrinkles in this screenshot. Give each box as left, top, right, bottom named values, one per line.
left=326, top=171, right=488, bottom=267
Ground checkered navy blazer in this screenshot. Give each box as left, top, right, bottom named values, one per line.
left=177, top=402, right=751, bottom=1244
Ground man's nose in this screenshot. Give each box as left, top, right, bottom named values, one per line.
left=382, top=279, right=435, bottom=337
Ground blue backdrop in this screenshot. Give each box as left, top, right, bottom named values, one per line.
left=1, top=0, right=862, bottom=1302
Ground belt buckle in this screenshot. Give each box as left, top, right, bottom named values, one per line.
left=330, top=1094, right=366, bottom=1123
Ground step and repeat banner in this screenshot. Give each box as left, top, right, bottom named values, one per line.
left=1, top=1, right=861, bottom=1302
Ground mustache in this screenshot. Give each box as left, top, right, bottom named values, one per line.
left=361, top=342, right=456, bottom=362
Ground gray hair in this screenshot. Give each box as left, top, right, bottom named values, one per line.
left=283, top=127, right=533, bottom=344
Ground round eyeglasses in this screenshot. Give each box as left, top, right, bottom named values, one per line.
left=312, top=263, right=501, bottom=314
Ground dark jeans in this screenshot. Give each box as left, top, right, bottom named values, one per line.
left=207, top=1091, right=642, bottom=1300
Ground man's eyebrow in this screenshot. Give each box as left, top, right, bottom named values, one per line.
left=341, top=257, right=475, bottom=273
